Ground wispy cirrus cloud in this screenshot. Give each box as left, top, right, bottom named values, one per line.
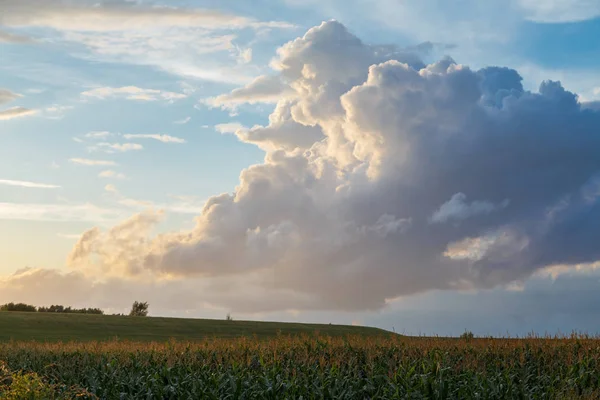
left=0, top=89, right=21, bottom=105
left=0, top=29, right=34, bottom=44
left=215, top=122, right=246, bottom=134
left=0, top=107, right=37, bottom=120
left=81, top=86, right=187, bottom=102
left=88, top=142, right=143, bottom=153
left=205, top=75, right=293, bottom=111
left=516, top=0, right=600, bottom=22
left=0, top=179, right=60, bottom=189
left=122, top=134, right=186, bottom=144
left=0, top=0, right=292, bottom=31
left=85, top=131, right=112, bottom=139
left=0, top=89, right=36, bottom=120
left=69, top=158, right=117, bottom=166
left=98, top=170, right=126, bottom=180
left=0, top=202, right=124, bottom=223
left=0, top=1, right=295, bottom=84
left=43, top=105, right=74, bottom=120
left=174, top=117, right=191, bottom=125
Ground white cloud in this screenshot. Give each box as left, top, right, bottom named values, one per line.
left=88, top=142, right=144, bottom=153
left=98, top=170, right=126, bottom=180
left=430, top=193, right=509, bottom=224
left=57, top=233, right=82, bottom=240
left=69, top=158, right=117, bottom=166
left=0, top=89, right=36, bottom=120
left=0, top=1, right=294, bottom=85
left=122, top=134, right=186, bottom=144
left=103, top=186, right=204, bottom=216
left=0, top=179, right=60, bottom=189
left=174, top=117, right=191, bottom=125
left=215, top=122, right=247, bottom=134
left=0, top=89, right=21, bottom=105
left=0, top=202, right=124, bottom=223
left=236, top=48, right=253, bottom=64
left=85, top=131, right=113, bottom=139
left=43, top=105, right=74, bottom=120
left=516, top=0, right=600, bottom=22
left=81, top=86, right=187, bottom=102
left=0, top=106, right=37, bottom=120
left=0, top=0, right=292, bottom=31
left=206, top=75, right=293, bottom=110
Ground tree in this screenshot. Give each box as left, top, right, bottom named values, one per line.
left=129, top=301, right=149, bottom=317
left=0, top=303, right=36, bottom=312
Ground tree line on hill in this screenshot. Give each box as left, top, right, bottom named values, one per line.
left=0, top=301, right=150, bottom=317
left=0, top=302, right=104, bottom=314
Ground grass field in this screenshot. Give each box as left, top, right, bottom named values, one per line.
left=0, top=312, right=390, bottom=342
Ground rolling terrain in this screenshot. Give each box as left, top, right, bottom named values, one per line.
left=0, top=312, right=391, bottom=342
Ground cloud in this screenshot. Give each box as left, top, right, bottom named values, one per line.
left=81, top=86, right=187, bottom=102
left=69, top=158, right=117, bottom=166
left=43, top=105, right=74, bottom=120
left=88, top=142, right=143, bottom=153
left=205, top=75, right=294, bottom=110
left=0, top=202, right=124, bottom=223
left=37, top=22, right=600, bottom=314
left=430, top=193, right=509, bottom=224
left=0, top=1, right=294, bottom=85
left=0, top=29, right=33, bottom=44
left=0, top=89, right=36, bottom=120
left=0, top=179, right=60, bottom=189
left=98, top=170, right=126, bottom=180
left=215, top=122, right=247, bottom=134
left=174, top=117, right=191, bottom=125
left=0, top=89, right=21, bottom=105
left=516, top=0, right=600, bottom=22
left=85, top=131, right=113, bottom=139
left=57, top=233, right=82, bottom=240
left=103, top=187, right=204, bottom=216
left=583, top=102, right=600, bottom=111
left=0, top=0, right=292, bottom=32
left=122, top=134, right=186, bottom=144
left=234, top=101, right=325, bottom=150
left=0, top=107, right=37, bottom=120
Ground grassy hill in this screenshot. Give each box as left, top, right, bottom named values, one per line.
left=0, top=312, right=392, bottom=342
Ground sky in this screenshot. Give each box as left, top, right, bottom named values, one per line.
left=1, top=0, right=600, bottom=337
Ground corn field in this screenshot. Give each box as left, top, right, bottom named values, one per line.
left=1, top=334, right=600, bottom=399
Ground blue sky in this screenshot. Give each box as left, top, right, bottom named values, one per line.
left=1, top=0, right=600, bottom=336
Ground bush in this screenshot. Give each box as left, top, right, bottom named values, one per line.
left=460, top=330, right=475, bottom=340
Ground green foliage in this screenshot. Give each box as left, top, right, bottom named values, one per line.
left=128, top=301, right=149, bottom=317
left=460, top=330, right=475, bottom=340
left=0, top=303, right=36, bottom=312
left=1, top=336, right=600, bottom=399
left=38, top=305, right=104, bottom=315
left=0, top=361, right=97, bottom=400
left=0, top=303, right=104, bottom=315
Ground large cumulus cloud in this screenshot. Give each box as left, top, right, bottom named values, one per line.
left=60, top=21, right=600, bottom=312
